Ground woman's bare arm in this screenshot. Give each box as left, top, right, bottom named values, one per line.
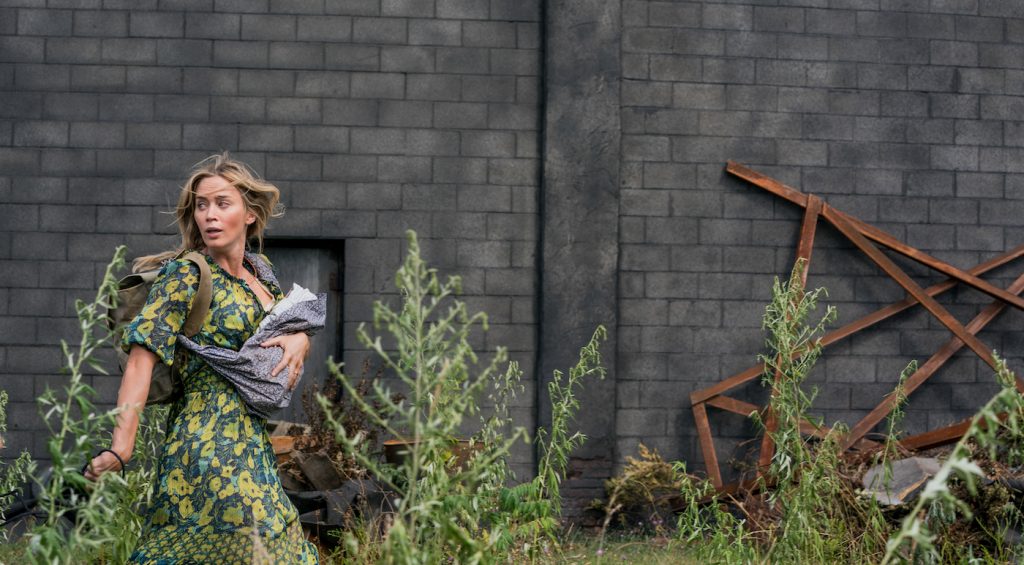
left=85, top=344, right=156, bottom=480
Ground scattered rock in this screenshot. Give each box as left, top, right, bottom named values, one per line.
left=862, top=456, right=941, bottom=505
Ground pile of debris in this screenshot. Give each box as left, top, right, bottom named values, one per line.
left=269, top=419, right=392, bottom=547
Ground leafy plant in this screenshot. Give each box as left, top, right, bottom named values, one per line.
left=317, top=230, right=606, bottom=564
left=755, top=259, right=836, bottom=494
left=882, top=355, right=1024, bottom=564
left=9, top=246, right=167, bottom=564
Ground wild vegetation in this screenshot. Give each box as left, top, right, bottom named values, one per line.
left=2, top=242, right=1024, bottom=563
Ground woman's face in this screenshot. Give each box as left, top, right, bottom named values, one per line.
left=193, top=175, right=254, bottom=255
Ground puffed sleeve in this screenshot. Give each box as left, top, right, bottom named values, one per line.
left=120, top=259, right=201, bottom=366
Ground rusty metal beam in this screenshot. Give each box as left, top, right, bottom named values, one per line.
left=841, top=271, right=1024, bottom=450
left=727, top=160, right=1024, bottom=313
left=693, top=402, right=722, bottom=488
left=689, top=244, right=1024, bottom=407
left=822, top=205, right=998, bottom=370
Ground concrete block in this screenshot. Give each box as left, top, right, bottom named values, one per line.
left=702, top=4, right=751, bottom=31
left=45, top=37, right=101, bottom=63
left=0, top=37, right=44, bottom=63
left=434, top=101, right=487, bottom=128
left=621, top=189, right=670, bottom=217
left=126, top=67, right=183, bottom=93
left=69, top=122, right=124, bottom=148
left=702, top=57, right=754, bottom=84
left=211, top=96, right=265, bottom=122
left=351, top=72, right=404, bottom=98
left=294, top=15, right=351, bottom=41
left=461, top=75, right=515, bottom=102
left=96, top=149, right=153, bottom=176
left=347, top=182, right=400, bottom=209
left=857, top=63, right=906, bottom=91
left=643, top=272, right=700, bottom=298
left=375, top=101, right=432, bottom=128
left=294, top=125, right=348, bottom=153
left=755, top=60, right=806, bottom=87
left=807, top=61, right=857, bottom=88
left=382, top=0, right=433, bottom=17
left=186, top=12, right=240, bottom=39
left=322, top=98, right=378, bottom=125
left=101, top=38, right=156, bottom=64
left=123, top=123, right=179, bottom=149
left=484, top=270, right=534, bottom=296
left=156, top=38, right=213, bottom=66
left=324, top=0, right=380, bottom=16
left=377, top=155, right=431, bottom=182
left=667, top=28, right=724, bottom=56
left=725, top=31, right=776, bottom=58
left=931, top=40, right=978, bottom=67
left=461, top=131, right=514, bottom=157
left=293, top=71, right=349, bottom=97
left=754, top=6, right=804, bottom=33
left=463, top=21, right=515, bottom=47
left=857, top=10, right=906, bottom=37
left=183, top=124, right=237, bottom=150
left=777, top=35, right=828, bottom=62
left=931, top=145, right=979, bottom=170
left=213, top=40, right=268, bottom=68
left=240, top=14, right=296, bottom=40
left=956, top=172, right=1003, bottom=198
left=130, top=11, right=183, bottom=37
left=407, top=73, right=461, bottom=100
left=154, top=94, right=209, bottom=121
left=321, top=210, right=377, bottom=237
left=489, top=0, right=538, bottom=22
left=488, top=103, right=536, bottom=130
left=880, top=91, right=929, bottom=117
left=437, top=47, right=489, bottom=74
left=267, top=98, right=320, bottom=123
left=238, top=125, right=293, bottom=151
left=271, top=0, right=326, bottom=13
left=979, top=44, right=1024, bottom=69
left=381, top=45, right=434, bottom=73
left=907, top=13, right=954, bottom=39
left=436, top=0, right=488, bottom=19
left=269, top=42, right=324, bottom=69
left=956, top=15, right=1003, bottom=42
left=408, top=19, right=460, bottom=46
left=12, top=62, right=68, bottom=90
left=352, top=16, right=406, bottom=44
left=266, top=153, right=321, bottom=180
left=457, top=185, right=510, bottom=211
left=13, top=121, right=67, bottom=147
left=183, top=67, right=238, bottom=94
left=806, top=9, right=855, bottom=35
left=623, top=27, right=674, bottom=54
left=18, top=8, right=71, bottom=36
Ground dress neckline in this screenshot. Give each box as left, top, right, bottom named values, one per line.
left=195, top=251, right=278, bottom=313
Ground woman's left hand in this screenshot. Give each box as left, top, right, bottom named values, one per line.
left=261, top=332, right=311, bottom=390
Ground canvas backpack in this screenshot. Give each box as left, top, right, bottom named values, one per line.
left=107, top=251, right=212, bottom=405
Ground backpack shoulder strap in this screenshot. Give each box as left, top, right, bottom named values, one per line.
left=180, top=251, right=213, bottom=337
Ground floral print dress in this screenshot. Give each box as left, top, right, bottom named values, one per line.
left=122, top=252, right=319, bottom=564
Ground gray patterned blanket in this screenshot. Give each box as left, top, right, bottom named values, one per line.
left=178, top=283, right=327, bottom=419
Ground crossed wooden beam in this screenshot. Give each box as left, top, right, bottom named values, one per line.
left=691, top=162, right=1024, bottom=490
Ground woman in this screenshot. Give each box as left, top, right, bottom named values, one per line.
left=86, top=153, right=319, bottom=563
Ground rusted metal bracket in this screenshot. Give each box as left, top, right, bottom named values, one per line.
left=691, top=162, right=1024, bottom=490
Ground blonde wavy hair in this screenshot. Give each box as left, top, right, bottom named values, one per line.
left=134, top=153, right=284, bottom=272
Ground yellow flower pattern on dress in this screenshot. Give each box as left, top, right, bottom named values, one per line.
left=121, top=254, right=319, bottom=564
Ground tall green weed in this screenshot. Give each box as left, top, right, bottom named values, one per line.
left=318, top=231, right=606, bottom=564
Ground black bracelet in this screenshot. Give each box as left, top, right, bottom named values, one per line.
left=82, top=448, right=127, bottom=480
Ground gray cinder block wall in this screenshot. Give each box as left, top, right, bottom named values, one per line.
left=0, top=0, right=542, bottom=481
left=4, top=0, right=1024, bottom=516
left=619, top=0, right=1024, bottom=480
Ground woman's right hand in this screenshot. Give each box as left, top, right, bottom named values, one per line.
left=84, top=450, right=124, bottom=481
